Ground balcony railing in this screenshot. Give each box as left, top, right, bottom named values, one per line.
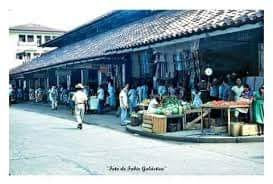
left=17, top=41, right=41, bottom=47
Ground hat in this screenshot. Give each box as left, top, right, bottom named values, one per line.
left=75, top=83, right=84, bottom=89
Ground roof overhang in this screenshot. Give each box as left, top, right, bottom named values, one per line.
left=10, top=55, right=127, bottom=77
left=105, top=21, right=264, bottom=55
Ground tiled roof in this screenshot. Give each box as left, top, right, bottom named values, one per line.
left=9, top=23, right=66, bottom=33
left=10, top=10, right=263, bottom=75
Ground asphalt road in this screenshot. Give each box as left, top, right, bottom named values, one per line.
left=9, top=103, right=264, bottom=175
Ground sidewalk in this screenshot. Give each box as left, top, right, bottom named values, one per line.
left=126, top=125, right=264, bottom=143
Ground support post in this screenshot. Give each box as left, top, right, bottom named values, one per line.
left=122, top=63, right=126, bottom=87
left=67, top=73, right=71, bottom=90
left=56, top=72, right=60, bottom=87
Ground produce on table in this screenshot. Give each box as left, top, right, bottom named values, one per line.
left=154, top=96, right=191, bottom=115
left=205, top=100, right=251, bottom=107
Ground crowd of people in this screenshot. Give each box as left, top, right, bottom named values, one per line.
left=116, top=73, right=264, bottom=133
left=9, top=73, right=264, bottom=132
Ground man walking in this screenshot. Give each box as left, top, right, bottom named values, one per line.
left=119, top=84, right=129, bottom=126
left=72, top=83, right=88, bottom=129
left=49, top=86, right=58, bottom=110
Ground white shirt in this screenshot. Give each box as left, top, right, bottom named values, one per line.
left=72, top=90, right=88, bottom=104
left=119, top=89, right=128, bottom=108
left=148, top=98, right=159, bottom=113
left=97, top=88, right=104, bottom=100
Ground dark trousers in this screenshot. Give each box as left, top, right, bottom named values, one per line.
left=97, top=99, right=104, bottom=114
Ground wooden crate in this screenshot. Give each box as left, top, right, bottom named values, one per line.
left=143, top=113, right=153, bottom=124
left=240, top=124, right=258, bottom=136
left=152, top=115, right=167, bottom=134
left=142, top=123, right=153, bottom=129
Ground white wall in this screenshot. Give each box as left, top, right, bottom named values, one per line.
left=9, top=30, right=63, bottom=69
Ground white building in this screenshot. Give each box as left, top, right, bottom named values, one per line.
left=9, top=23, right=65, bottom=69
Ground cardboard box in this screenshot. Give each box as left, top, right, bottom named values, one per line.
left=240, top=124, right=258, bottom=136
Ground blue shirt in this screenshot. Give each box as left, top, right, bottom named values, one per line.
left=219, top=84, right=230, bottom=101
left=97, top=88, right=104, bottom=100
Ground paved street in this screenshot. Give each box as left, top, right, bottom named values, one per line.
left=9, top=103, right=264, bottom=175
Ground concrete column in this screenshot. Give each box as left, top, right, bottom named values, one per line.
left=18, top=79, right=22, bottom=88
left=98, top=70, right=102, bottom=85
left=28, top=79, right=32, bottom=89
left=81, top=69, right=84, bottom=84
left=81, top=69, right=88, bottom=85
left=23, top=80, right=26, bottom=90
left=67, top=73, right=71, bottom=89
left=122, top=63, right=126, bottom=87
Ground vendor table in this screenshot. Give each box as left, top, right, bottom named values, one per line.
left=201, top=104, right=252, bottom=135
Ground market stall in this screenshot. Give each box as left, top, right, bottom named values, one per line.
left=201, top=100, right=252, bottom=135
left=133, top=96, right=207, bottom=133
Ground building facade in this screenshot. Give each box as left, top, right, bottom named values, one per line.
left=9, top=24, right=65, bottom=69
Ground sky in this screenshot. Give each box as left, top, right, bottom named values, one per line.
left=8, top=5, right=112, bottom=31
left=7, top=0, right=267, bottom=32
left=7, top=0, right=183, bottom=32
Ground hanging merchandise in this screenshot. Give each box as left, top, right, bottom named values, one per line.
left=192, top=50, right=201, bottom=81
left=175, top=52, right=183, bottom=71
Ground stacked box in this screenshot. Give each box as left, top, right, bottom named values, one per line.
left=142, top=113, right=153, bottom=132
left=240, top=124, right=258, bottom=136
left=142, top=114, right=167, bottom=134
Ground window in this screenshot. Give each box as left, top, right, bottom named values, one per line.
left=16, top=53, right=23, bottom=60
left=36, top=35, right=42, bottom=45
left=44, top=36, right=51, bottom=42
left=27, top=35, right=34, bottom=42
left=19, top=35, right=26, bottom=42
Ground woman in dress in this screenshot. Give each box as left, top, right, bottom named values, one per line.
left=253, top=85, right=264, bottom=135
left=107, top=80, right=116, bottom=110
left=192, top=88, right=203, bottom=108
left=128, top=83, right=138, bottom=114
left=141, top=82, right=148, bottom=101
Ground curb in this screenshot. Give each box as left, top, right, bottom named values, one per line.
left=126, top=125, right=264, bottom=143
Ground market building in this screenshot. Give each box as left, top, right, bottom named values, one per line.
left=9, top=10, right=264, bottom=94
